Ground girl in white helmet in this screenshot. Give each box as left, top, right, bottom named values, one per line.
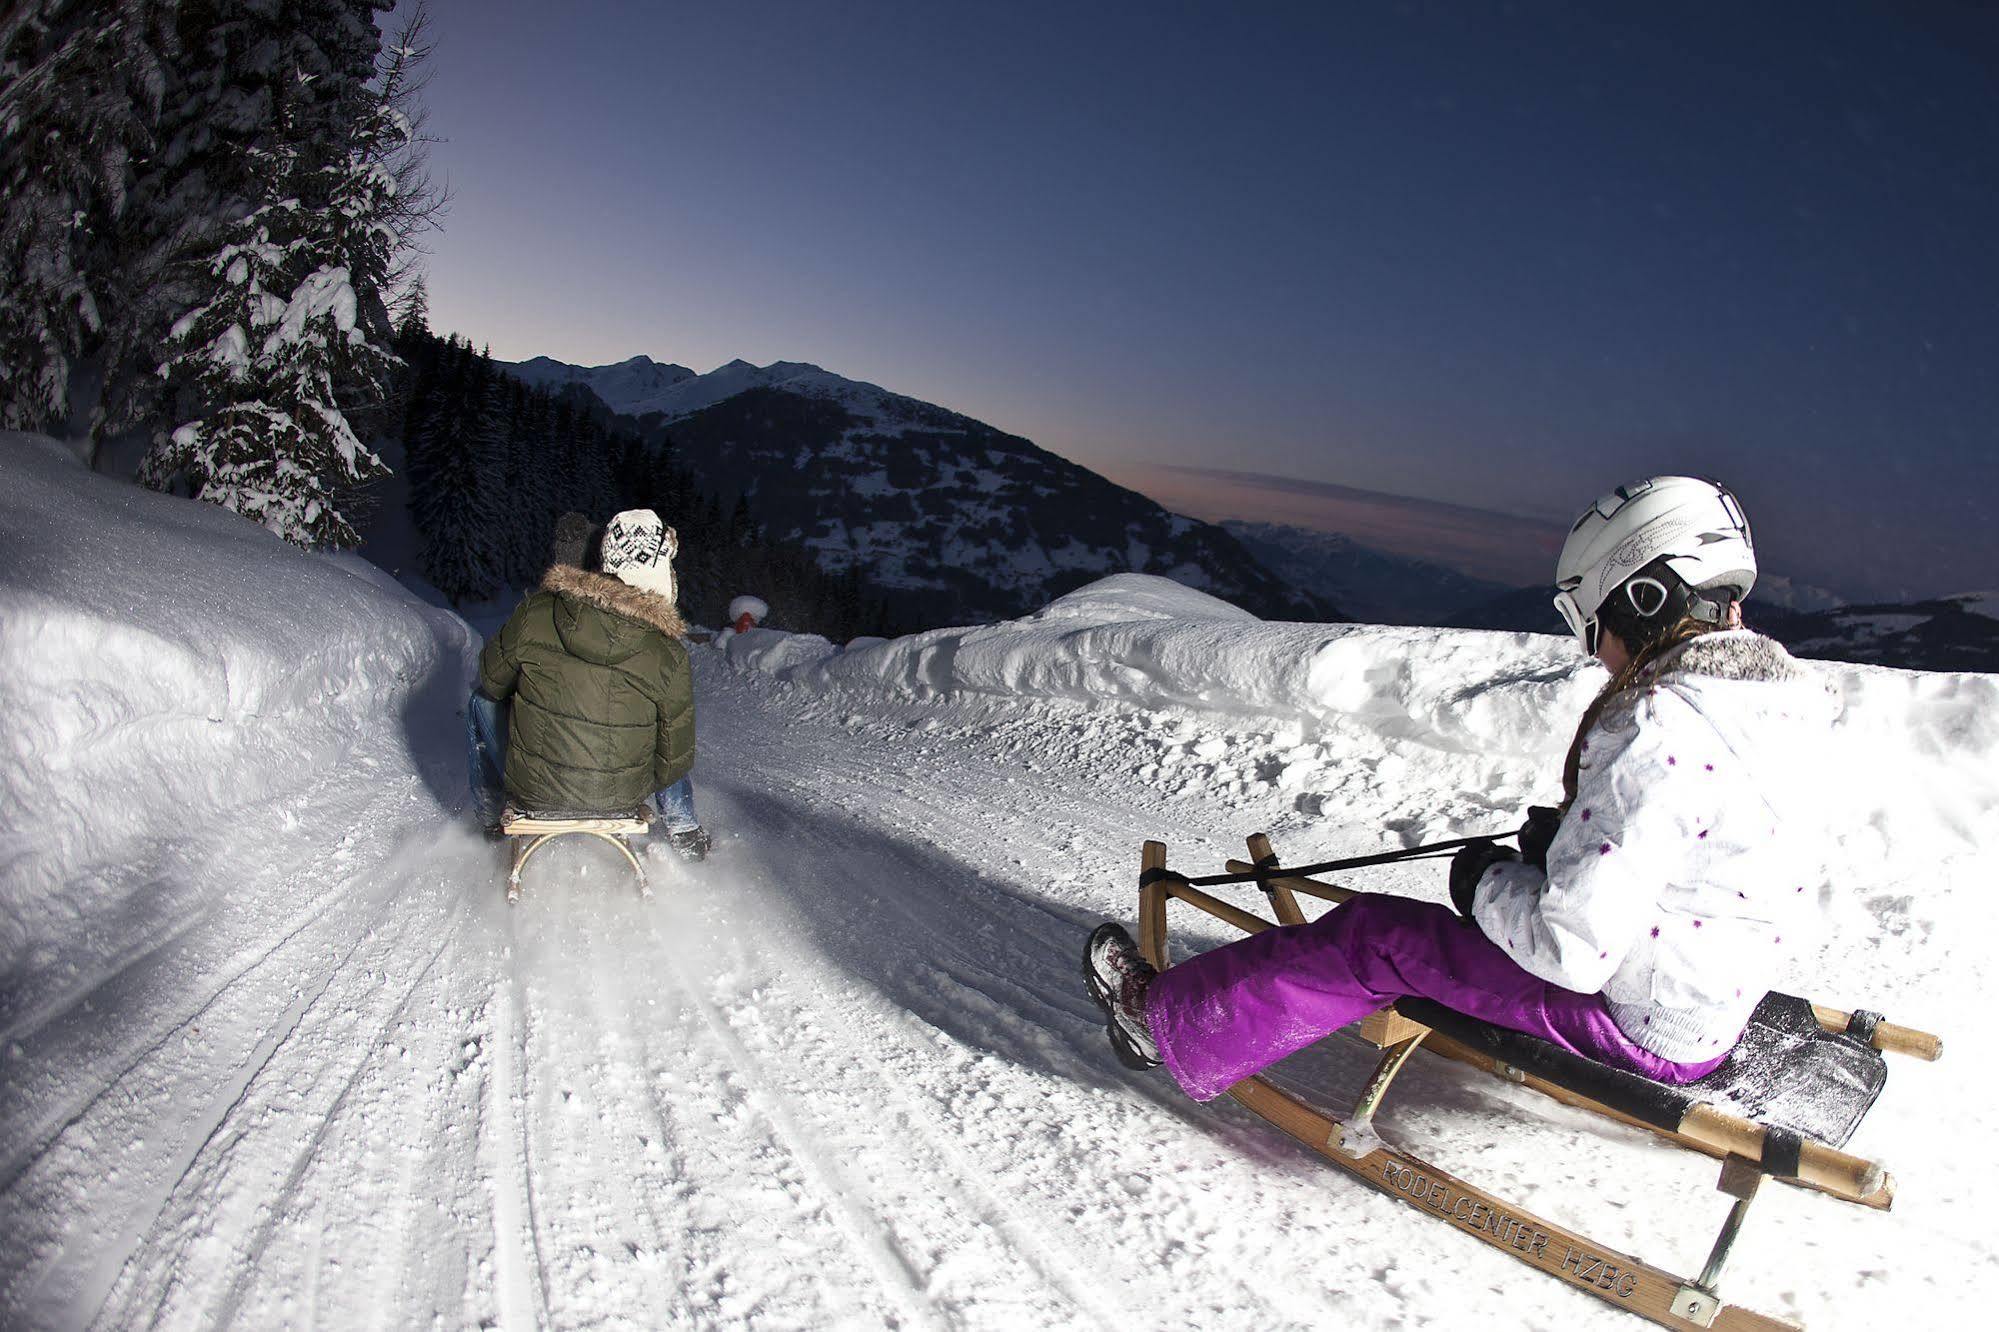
left=1086, top=478, right=1840, bottom=1101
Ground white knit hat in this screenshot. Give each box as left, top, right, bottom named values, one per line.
left=600, top=508, right=679, bottom=602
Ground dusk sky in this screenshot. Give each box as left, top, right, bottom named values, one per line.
left=405, top=1, right=1998, bottom=601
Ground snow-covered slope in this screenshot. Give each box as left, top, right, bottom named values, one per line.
left=0, top=433, right=473, bottom=982
left=496, top=355, right=1337, bottom=627
left=3, top=443, right=1992, bottom=1329
left=1753, top=573, right=1848, bottom=614
left=1774, top=595, right=1999, bottom=672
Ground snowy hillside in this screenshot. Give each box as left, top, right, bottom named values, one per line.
left=1773, top=595, right=1999, bottom=673
left=3, top=440, right=1994, bottom=1328
left=501, top=354, right=1337, bottom=627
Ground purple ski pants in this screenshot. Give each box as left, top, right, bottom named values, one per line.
left=1146, top=893, right=1728, bottom=1102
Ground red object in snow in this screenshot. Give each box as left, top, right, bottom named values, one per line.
left=734, top=612, right=756, bottom=635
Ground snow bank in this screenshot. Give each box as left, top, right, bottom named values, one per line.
left=725, top=572, right=1999, bottom=895
left=728, top=573, right=1597, bottom=765
left=0, top=432, right=471, bottom=983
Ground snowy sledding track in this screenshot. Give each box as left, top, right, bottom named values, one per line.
left=466, top=745, right=1309, bottom=1329
left=3, top=624, right=1991, bottom=1326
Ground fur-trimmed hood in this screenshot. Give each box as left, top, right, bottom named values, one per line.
left=541, top=563, right=687, bottom=640
left=1651, top=628, right=1815, bottom=686
left=1598, top=628, right=1840, bottom=739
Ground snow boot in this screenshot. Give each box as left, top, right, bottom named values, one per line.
left=474, top=806, right=507, bottom=842
left=667, top=825, right=712, bottom=862
left=1083, top=923, right=1161, bottom=1070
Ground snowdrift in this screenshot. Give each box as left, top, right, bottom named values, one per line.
left=723, top=573, right=1999, bottom=947
left=723, top=574, right=1597, bottom=760
left=0, top=433, right=472, bottom=990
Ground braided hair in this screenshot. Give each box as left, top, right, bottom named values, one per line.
left=1559, top=613, right=1726, bottom=808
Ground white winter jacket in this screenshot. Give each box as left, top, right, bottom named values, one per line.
left=1472, top=631, right=1840, bottom=1064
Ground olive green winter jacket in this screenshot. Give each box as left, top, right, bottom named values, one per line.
left=478, top=565, right=695, bottom=813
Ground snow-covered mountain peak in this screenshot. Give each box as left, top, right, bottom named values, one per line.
left=500, top=354, right=875, bottom=422
left=1944, top=590, right=1997, bottom=619
left=501, top=353, right=699, bottom=406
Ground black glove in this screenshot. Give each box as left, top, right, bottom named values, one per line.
left=1517, top=805, right=1562, bottom=871
left=1449, top=840, right=1520, bottom=922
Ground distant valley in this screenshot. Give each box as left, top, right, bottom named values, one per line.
left=499, top=354, right=1997, bottom=672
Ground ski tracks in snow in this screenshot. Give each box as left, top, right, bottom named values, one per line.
left=6, top=647, right=1971, bottom=1329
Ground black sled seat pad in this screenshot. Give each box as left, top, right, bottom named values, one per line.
left=504, top=805, right=652, bottom=821
left=1392, top=991, right=1888, bottom=1150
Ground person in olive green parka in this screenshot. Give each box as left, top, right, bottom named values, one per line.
left=473, top=508, right=708, bottom=858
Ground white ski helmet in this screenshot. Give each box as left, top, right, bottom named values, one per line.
left=1553, top=476, right=1755, bottom=655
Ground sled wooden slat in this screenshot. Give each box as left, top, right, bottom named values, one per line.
left=1222, top=855, right=1943, bottom=1063
left=1809, top=1003, right=1942, bottom=1062
left=1139, top=841, right=1170, bottom=964
left=1244, top=833, right=1307, bottom=927
left=1225, top=857, right=1356, bottom=904
left=501, top=809, right=652, bottom=904
left=1356, top=1006, right=1432, bottom=1048
left=1144, top=870, right=1276, bottom=941
left=1139, top=835, right=1928, bottom=1328
left=1417, top=1029, right=1891, bottom=1208
left=502, top=813, right=650, bottom=836
left=1222, top=850, right=1894, bottom=1207
left=1225, top=1073, right=1799, bottom=1331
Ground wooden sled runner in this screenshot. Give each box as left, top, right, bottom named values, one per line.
left=1137, top=834, right=1942, bottom=1331
left=500, top=805, right=654, bottom=904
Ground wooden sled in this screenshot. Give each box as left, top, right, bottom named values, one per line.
left=1136, top=834, right=1942, bottom=1331
left=500, top=805, right=654, bottom=904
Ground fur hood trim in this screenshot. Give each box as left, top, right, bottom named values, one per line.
left=541, top=564, right=687, bottom=638
left=1650, top=629, right=1812, bottom=686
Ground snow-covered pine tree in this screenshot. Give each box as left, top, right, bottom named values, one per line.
left=395, top=276, right=431, bottom=342
left=0, top=1, right=177, bottom=443
left=144, top=74, right=405, bottom=547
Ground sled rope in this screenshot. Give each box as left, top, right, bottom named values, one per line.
left=1146, top=831, right=1516, bottom=889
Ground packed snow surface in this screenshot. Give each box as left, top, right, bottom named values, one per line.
left=4, top=437, right=1995, bottom=1328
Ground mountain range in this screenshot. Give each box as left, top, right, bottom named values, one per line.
left=499, top=354, right=1339, bottom=626
left=497, top=354, right=1997, bottom=672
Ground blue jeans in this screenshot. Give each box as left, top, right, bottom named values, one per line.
left=467, top=689, right=698, bottom=829
left=467, top=690, right=509, bottom=825
left=653, top=776, right=699, bottom=833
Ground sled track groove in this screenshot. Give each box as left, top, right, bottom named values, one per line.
left=490, top=908, right=555, bottom=1330
left=702, top=753, right=1317, bottom=1327
left=0, top=779, right=431, bottom=1192
left=68, top=860, right=442, bottom=1327
left=194, top=924, right=461, bottom=1328
left=809, top=965, right=1127, bottom=1326
left=650, top=921, right=944, bottom=1330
